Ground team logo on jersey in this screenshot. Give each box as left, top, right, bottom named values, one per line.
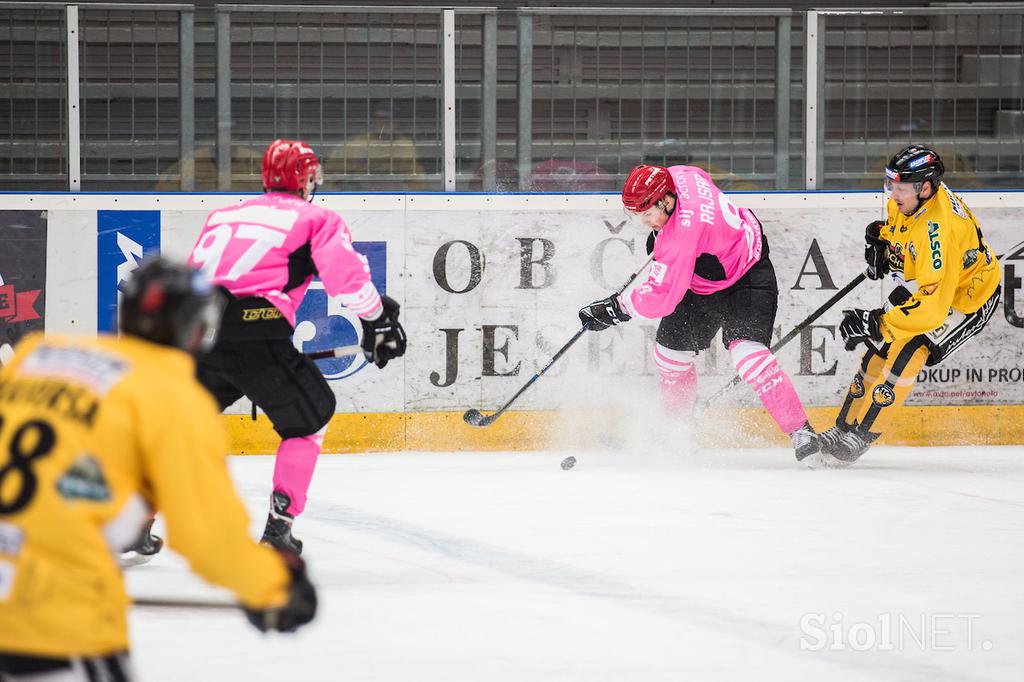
left=887, top=243, right=904, bottom=273
left=927, top=221, right=943, bottom=269
left=293, top=241, right=387, bottom=381
left=649, top=261, right=668, bottom=285
left=56, top=454, right=111, bottom=502
left=907, top=242, right=917, bottom=262
left=871, top=384, right=896, bottom=407
left=963, top=248, right=979, bottom=269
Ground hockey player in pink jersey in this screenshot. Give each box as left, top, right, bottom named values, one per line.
left=185, top=139, right=406, bottom=554
left=578, top=164, right=818, bottom=463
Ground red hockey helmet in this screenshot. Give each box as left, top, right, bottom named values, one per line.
left=262, top=139, right=322, bottom=192
left=621, top=164, right=675, bottom=213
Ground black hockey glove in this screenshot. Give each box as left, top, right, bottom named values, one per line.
left=244, top=550, right=318, bottom=633
left=839, top=308, right=884, bottom=351
left=360, top=295, right=407, bottom=369
left=579, top=294, right=631, bottom=331
left=887, top=285, right=913, bottom=307
left=865, top=220, right=890, bottom=280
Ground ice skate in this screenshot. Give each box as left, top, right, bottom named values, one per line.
left=260, top=491, right=303, bottom=555
left=791, top=421, right=821, bottom=467
left=817, top=423, right=877, bottom=468
left=120, top=517, right=164, bottom=568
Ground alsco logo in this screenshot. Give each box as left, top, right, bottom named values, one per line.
left=927, top=221, right=942, bottom=269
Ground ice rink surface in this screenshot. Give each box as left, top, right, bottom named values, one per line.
left=127, top=446, right=1024, bottom=681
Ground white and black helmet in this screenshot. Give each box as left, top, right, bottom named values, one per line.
left=885, top=145, right=945, bottom=185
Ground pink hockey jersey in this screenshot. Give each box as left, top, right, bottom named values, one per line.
left=619, top=165, right=763, bottom=320
left=187, top=192, right=382, bottom=326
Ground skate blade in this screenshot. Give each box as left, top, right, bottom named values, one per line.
left=802, top=450, right=851, bottom=466
left=120, top=551, right=157, bottom=568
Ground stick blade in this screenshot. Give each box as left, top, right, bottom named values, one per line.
left=462, top=409, right=493, bottom=427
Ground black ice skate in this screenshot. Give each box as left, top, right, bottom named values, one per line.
left=817, top=422, right=878, bottom=468
left=260, top=491, right=303, bottom=555
left=817, top=422, right=850, bottom=456
left=120, top=517, right=164, bottom=568
left=791, top=421, right=820, bottom=466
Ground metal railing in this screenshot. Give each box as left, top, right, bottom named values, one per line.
left=808, top=6, right=1024, bottom=189
left=0, top=3, right=69, bottom=189
left=1, top=4, right=1022, bottom=192
left=515, top=8, right=795, bottom=192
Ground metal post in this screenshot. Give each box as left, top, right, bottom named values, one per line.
left=516, top=12, right=533, bottom=191
left=774, top=15, right=791, bottom=190
left=66, top=5, right=81, bottom=192
left=480, top=12, right=497, bottom=192
left=804, top=11, right=819, bottom=190
left=216, top=9, right=231, bottom=190
left=179, top=9, right=195, bottom=190
left=442, top=9, right=456, bottom=191
left=815, top=13, right=826, bottom=190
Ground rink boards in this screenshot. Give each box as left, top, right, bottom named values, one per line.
left=1, top=191, right=1022, bottom=450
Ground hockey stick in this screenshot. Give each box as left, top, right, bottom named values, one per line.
left=701, top=270, right=868, bottom=407
left=306, top=344, right=364, bottom=360
left=133, top=597, right=238, bottom=611
left=463, top=253, right=655, bottom=428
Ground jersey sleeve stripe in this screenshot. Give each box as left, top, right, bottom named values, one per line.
left=337, top=281, right=383, bottom=319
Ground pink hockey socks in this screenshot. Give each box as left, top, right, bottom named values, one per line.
left=272, top=428, right=327, bottom=517
left=728, top=339, right=808, bottom=435
left=654, top=344, right=698, bottom=417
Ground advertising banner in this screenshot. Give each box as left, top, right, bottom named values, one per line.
left=97, top=210, right=161, bottom=333
left=0, top=193, right=1021, bottom=413
left=0, top=210, right=46, bottom=355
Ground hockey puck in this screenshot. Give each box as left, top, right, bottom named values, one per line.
left=560, top=456, right=576, bottom=470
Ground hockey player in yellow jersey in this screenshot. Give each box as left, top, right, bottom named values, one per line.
left=0, top=258, right=317, bottom=681
left=812, top=145, right=1002, bottom=468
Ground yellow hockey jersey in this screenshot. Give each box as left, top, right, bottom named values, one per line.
left=878, top=183, right=1001, bottom=342
left=0, top=333, right=289, bottom=658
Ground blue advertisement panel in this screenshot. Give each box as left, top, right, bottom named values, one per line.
left=97, top=211, right=161, bottom=332
left=293, top=241, right=387, bottom=381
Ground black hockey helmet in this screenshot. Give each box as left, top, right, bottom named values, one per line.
left=119, top=256, right=224, bottom=354
left=884, top=145, right=944, bottom=186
